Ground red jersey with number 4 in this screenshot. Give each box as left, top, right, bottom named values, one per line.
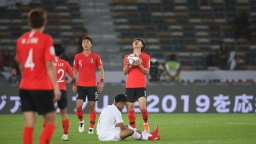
left=16, top=31, right=55, bottom=90
left=55, top=57, right=74, bottom=90
left=123, top=53, right=150, bottom=88
left=73, top=52, right=102, bottom=86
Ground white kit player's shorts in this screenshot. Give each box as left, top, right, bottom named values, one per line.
left=98, top=127, right=122, bottom=141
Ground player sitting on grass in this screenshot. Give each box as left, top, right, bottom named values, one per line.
left=96, top=94, right=160, bottom=141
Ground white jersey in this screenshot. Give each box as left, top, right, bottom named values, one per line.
left=97, top=104, right=123, bottom=138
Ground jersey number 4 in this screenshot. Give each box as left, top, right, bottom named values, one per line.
left=25, top=48, right=35, bottom=70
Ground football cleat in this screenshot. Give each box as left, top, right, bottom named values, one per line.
left=88, top=128, right=94, bottom=134
left=78, top=120, right=84, bottom=133
left=143, top=123, right=150, bottom=133
left=148, top=135, right=160, bottom=140
left=61, top=134, right=68, bottom=141
left=151, top=126, right=159, bottom=136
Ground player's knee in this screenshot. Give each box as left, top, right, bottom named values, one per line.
left=76, top=105, right=82, bottom=109
left=60, top=109, right=68, bottom=119
left=127, top=103, right=135, bottom=110
left=89, top=104, right=95, bottom=110
left=129, top=129, right=135, bottom=136
left=139, top=107, right=147, bottom=112
left=44, top=111, right=56, bottom=124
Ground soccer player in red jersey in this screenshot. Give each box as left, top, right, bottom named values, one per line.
left=73, top=37, right=104, bottom=134
left=16, top=8, right=61, bottom=144
left=53, top=43, right=76, bottom=141
left=123, top=38, right=151, bottom=133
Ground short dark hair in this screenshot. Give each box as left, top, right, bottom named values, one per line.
left=169, top=54, right=176, bottom=61
left=82, top=36, right=92, bottom=44
left=28, top=8, right=47, bottom=28
left=133, top=38, right=146, bottom=52
left=54, top=43, right=64, bottom=56
left=114, top=94, right=128, bottom=103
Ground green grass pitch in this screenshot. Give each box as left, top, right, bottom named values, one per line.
left=0, top=114, right=255, bottom=144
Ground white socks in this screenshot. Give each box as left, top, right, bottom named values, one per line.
left=131, top=131, right=149, bottom=140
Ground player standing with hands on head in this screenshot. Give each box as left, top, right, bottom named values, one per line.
left=73, top=37, right=104, bottom=134
left=123, top=38, right=151, bottom=133
left=53, top=43, right=76, bottom=141
left=16, top=8, right=61, bottom=144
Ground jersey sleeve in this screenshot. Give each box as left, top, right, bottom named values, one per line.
left=143, top=54, right=150, bottom=68
left=44, top=35, right=55, bottom=62
left=73, top=55, right=79, bottom=69
left=66, top=61, right=74, bottom=77
left=96, top=54, right=102, bottom=67
left=114, top=109, right=123, bottom=124
left=123, top=55, right=128, bottom=68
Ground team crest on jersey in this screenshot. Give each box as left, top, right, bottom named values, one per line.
left=90, top=58, right=94, bottom=63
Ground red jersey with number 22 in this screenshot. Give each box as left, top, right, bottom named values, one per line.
left=55, top=57, right=74, bottom=90
left=73, top=52, right=102, bottom=86
left=123, top=53, right=150, bottom=88
left=16, top=31, right=55, bottom=90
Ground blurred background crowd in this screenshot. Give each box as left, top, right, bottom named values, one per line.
left=0, top=0, right=255, bottom=84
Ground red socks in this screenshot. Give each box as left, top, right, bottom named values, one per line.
left=23, top=127, right=34, bottom=144
left=89, top=110, right=96, bottom=128
left=141, top=110, right=148, bottom=123
left=128, top=110, right=136, bottom=128
left=62, top=119, right=69, bottom=134
left=76, top=109, right=84, bottom=122
left=39, top=124, right=55, bottom=144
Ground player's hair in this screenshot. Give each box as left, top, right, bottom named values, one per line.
left=133, top=38, right=146, bottom=52
left=82, top=36, right=92, bottom=44
left=114, top=94, right=128, bottom=103
left=28, top=8, right=47, bottom=28
left=54, top=43, right=64, bottom=56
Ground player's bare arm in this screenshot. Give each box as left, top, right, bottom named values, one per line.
left=123, top=59, right=130, bottom=75
left=72, top=68, right=78, bottom=93
left=46, top=61, right=61, bottom=101
left=115, top=122, right=128, bottom=130
left=98, top=65, right=104, bottom=93
left=135, top=59, right=149, bottom=75
left=70, top=76, right=76, bottom=85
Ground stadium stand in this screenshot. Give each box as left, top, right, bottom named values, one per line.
left=110, top=0, right=256, bottom=70
left=0, top=0, right=256, bottom=71
left=0, top=0, right=83, bottom=60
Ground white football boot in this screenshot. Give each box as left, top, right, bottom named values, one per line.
left=78, top=120, right=84, bottom=132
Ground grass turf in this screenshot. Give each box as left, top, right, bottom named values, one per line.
left=0, top=114, right=255, bottom=144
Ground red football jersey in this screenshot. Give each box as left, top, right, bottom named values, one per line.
left=123, top=53, right=150, bottom=88
left=73, top=52, right=102, bottom=86
left=55, top=57, right=74, bottom=90
left=16, top=31, right=55, bottom=90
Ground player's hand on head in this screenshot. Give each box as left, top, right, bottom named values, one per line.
left=72, top=85, right=77, bottom=93
left=98, top=82, right=104, bottom=93
left=53, top=89, right=61, bottom=101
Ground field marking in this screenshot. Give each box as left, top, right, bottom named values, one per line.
left=208, top=140, right=241, bottom=143
left=226, top=122, right=256, bottom=125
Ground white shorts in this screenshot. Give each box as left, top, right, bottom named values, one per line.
left=98, top=127, right=122, bottom=141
